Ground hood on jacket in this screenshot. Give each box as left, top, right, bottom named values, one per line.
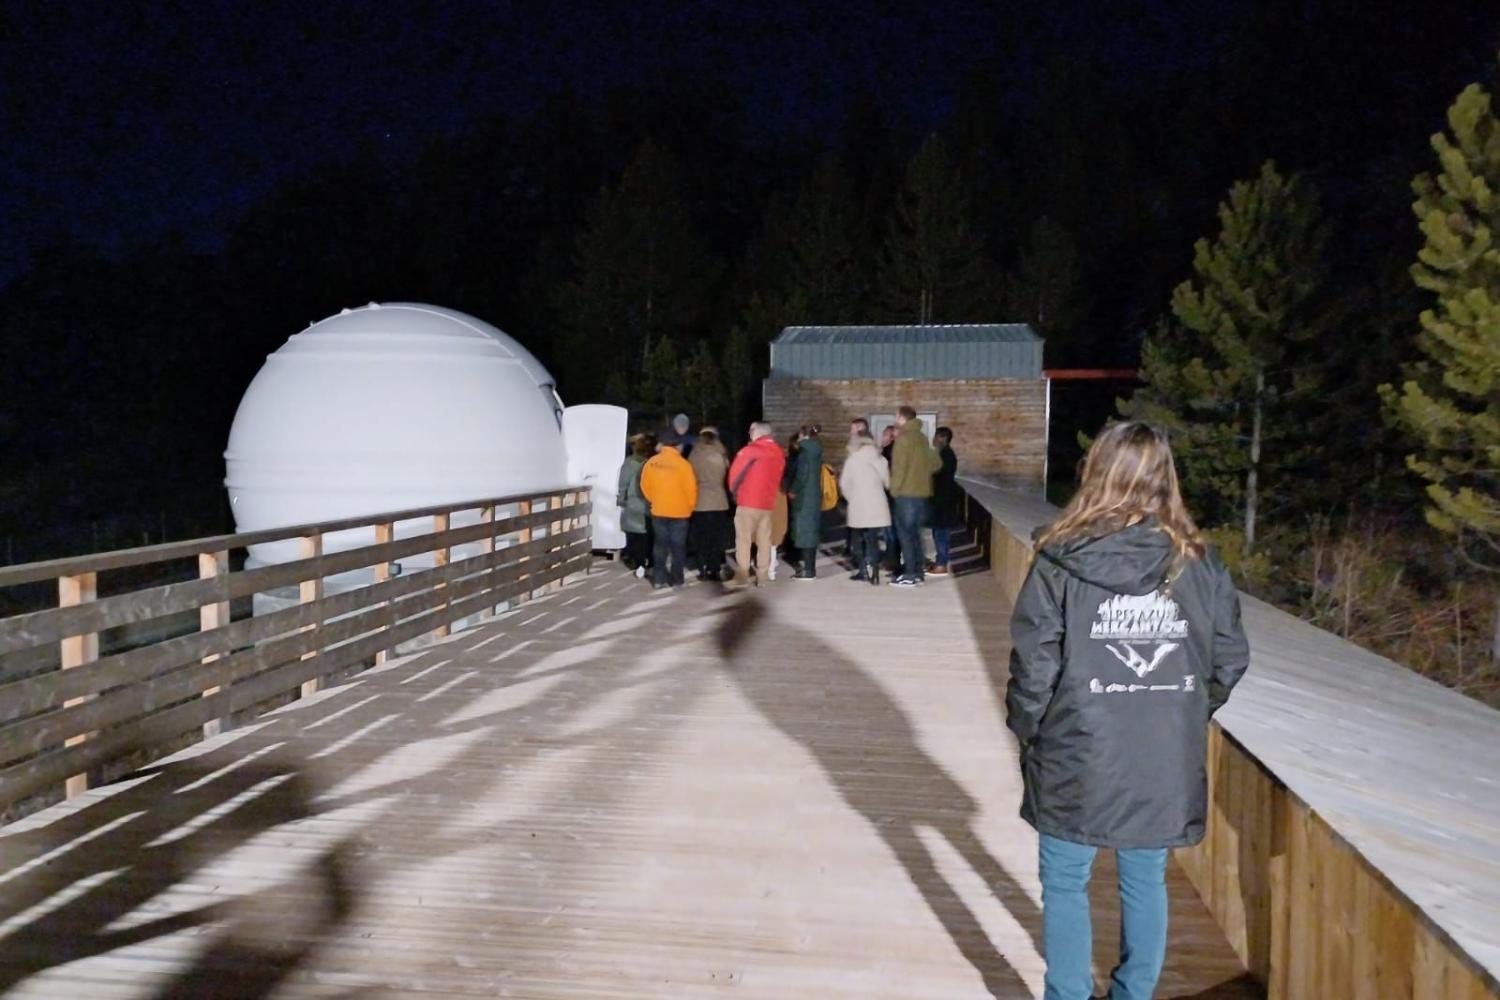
left=847, top=435, right=876, bottom=454
left=1038, top=519, right=1177, bottom=596
left=690, top=440, right=727, bottom=466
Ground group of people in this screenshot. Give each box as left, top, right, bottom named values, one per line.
left=840, top=406, right=961, bottom=587
left=614, top=407, right=961, bottom=590
left=616, top=414, right=733, bottom=590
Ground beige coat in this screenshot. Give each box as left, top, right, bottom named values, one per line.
left=689, top=440, right=730, bottom=511
left=839, top=436, right=892, bottom=529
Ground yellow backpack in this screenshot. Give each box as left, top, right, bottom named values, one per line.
left=820, top=463, right=839, bottom=511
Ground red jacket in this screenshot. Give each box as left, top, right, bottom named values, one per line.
left=727, top=435, right=787, bottom=510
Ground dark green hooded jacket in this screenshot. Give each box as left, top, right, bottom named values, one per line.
left=789, top=436, right=823, bottom=548
left=1007, top=520, right=1250, bottom=848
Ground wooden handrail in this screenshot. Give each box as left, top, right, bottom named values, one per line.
left=0, top=501, right=589, bottom=658
left=0, top=487, right=593, bottom=817
left=0, top=486, right=581, bottom=588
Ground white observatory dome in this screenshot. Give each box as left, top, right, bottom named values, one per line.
left=226, top=303, right=569, bottom=579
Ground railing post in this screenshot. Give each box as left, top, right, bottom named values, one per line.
left=478, top=505, right=495, bottom=617
left=299, top=533, right=323, bottom=698
left=580, top=487, right=592, bottom=577
left=518, top=498, right=534, bottom=602
left=373, top=522, right=394, bottom=664
left=432, top=511, right=451, bottom=639
left=549, top=493, right=564, bottom=593
left=199, top=550, right=230, bottom=737
left=58, top=572, right=99, bottom=798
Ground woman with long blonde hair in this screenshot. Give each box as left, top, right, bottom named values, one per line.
left=1008, top=421, right=1250, bottom=1000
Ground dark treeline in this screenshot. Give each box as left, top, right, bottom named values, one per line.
left=1, top=4, right=1497, bottom=563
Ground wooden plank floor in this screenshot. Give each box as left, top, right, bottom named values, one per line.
left=0, top=544, right=1258, bottom=999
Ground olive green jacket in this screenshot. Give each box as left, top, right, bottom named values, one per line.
left=889, top=422, right=941, bottom=498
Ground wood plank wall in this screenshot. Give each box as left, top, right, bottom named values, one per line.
left=978, top=501, right=1500, bottom=1000
left=0, top=488, right=591, bottom=819
left=761, top=376, right=1047, bottom=481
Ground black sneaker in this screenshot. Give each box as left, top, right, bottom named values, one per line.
left=849, top=570, right=869, bottom=582
left=794, top=569, right=817, bottom=581
left=889, top=575, right=920, bottom=588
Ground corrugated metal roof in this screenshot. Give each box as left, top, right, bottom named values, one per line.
left=769, top=324, right=1043, bottom=380
left=775, top=324, right=1041, bottom=346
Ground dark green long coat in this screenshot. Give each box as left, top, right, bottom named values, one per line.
left=790, top=436, right=823, bottom=549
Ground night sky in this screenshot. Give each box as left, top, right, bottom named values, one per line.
left=2, top=0, right=1498, bottom=560
left=0, top=0, right=1248, bottom=281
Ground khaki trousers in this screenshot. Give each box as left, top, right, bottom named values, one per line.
left=733, top=506, right=774, bottom=582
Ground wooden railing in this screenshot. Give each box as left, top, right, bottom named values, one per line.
left=0, top=487, right=592, bottom=819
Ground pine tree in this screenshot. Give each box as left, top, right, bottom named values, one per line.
left=1002, top=217, right=1088, bottom=342
left=554, top=141, right=715, bottom=401
left=1383, top=74, right=1500, bottom=637
left=637, top=335, right=684, bottom=424
left=784, top=155, right=865, bottom=324
left=715, top=288, right=806, bottom=432
left=682, top=339, right=723, bottom=427
left=721, top=325, right=754, bottom=431
left=875, top=135, right=994, bottom=325
left=1120, top=162, right=1331, bottom=554
left=737, top=193, right=795, bottom=305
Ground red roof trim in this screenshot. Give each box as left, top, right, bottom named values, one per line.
left=1043, top=369, right=1141, bottom=380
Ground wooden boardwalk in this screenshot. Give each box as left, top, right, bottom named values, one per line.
left=0, top=547, right=1256, bottom=999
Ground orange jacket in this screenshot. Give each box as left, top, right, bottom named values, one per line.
left=639, top=447, right=698, bottom=518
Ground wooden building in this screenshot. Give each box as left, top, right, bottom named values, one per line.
left=761, top=324, right=1047, bottom=485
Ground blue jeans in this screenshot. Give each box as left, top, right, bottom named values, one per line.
left=1039, top=834, right=1168, bottom=1000
left=931, top=526, right=951, bottom=568
left=651, top=516, right=688, bottom=586
left=892, top=496, right=928, bottom=580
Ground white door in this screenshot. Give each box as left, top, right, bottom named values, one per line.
left=870, top=412, right=938, bottom=444
left=562, top=404, right=629, bottom=550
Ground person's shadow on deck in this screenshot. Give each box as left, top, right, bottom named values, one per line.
left=0, top=754, right=358, bottom=999
left=715, top=596, right=1042, bottom=998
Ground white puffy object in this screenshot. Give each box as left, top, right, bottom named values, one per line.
left=562, top=404, right=628, bottom=550
left=225, top=303, right=570, bottom=582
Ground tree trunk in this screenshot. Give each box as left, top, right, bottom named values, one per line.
left=1245, top=368, right=1264, bottom=556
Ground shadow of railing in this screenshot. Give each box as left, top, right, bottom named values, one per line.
left=0, top=570, right=703, bottom=997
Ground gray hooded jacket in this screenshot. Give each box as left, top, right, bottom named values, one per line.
left=1007, top=520, right=1250, bottom=848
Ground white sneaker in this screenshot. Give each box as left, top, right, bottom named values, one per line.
left=768, top=550, right=779, bottom=581
left=634, top=565, right=646, bottom=579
